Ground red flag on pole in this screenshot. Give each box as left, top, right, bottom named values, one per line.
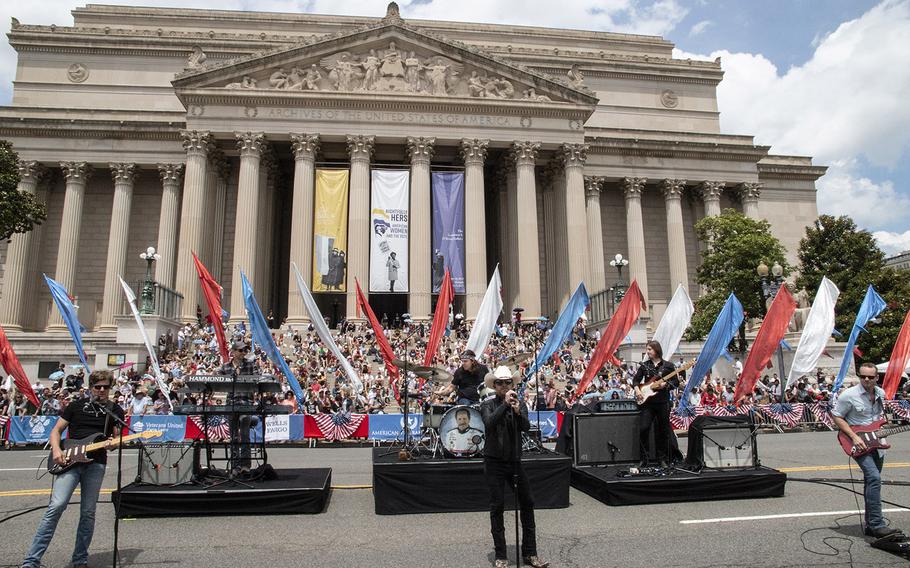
left=355, top=279, right=400, bottom=401
left=192, top=252, right=229, bottom=364
left=424, top=269, right=455, bottom=366
left=574, top=280, right=645, bottom=400
left=883, top=309, right=910, bottom=399
left=0, top=324, right=39, bottom=408
left=734, top=286, right=797, bottom=401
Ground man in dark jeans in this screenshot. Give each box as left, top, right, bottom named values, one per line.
left=480, top=366, right=549, bottom=568
left=633, top=340, right=678, bottom=468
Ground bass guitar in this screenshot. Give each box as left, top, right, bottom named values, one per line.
left=636, top=358, right=696, bottom=405
left=47, top=430, right=162, bottom=475
left=837, top=419, right=910, bottom=458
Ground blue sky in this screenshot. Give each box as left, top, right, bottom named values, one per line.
left=1, top=0, right=907, bottom=252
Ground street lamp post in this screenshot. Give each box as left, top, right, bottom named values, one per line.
left=139, top=246, right=161, bottom=315
left=609, top=253, right=629, bottom=307
left=757, top=261, right=786, bottom=402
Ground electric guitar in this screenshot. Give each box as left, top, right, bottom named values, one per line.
left=837, top=419, right=910, bottom=458
left=47, top=430, right=162, bottom=475
left=636, top=358, right=696, bottom=405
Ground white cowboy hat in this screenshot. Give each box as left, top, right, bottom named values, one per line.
left=484, top=365, right=519, bottom=390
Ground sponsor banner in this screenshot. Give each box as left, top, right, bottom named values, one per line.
left=128, top=415, right=187, bottom=442
left=367, top=413, right=423, bottom=441
left=8, top=416, right=60, bottom=444
left=370, top=169, right=410, bottom=293
left=303, top=413, right=370, bottom=439
left=528, top=411, right=559, bottom=439
left=431, top=172, right=466, bottom=294
left=312, top=169, right=350, bottom=292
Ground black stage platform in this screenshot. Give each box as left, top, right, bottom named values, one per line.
left=372, top=447, right=571, bottom=515
left=571, top=464, right=786, bottom=506
left=113, top=468, right=332, bottom=517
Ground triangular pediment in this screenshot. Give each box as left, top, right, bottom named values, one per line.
left=173, top=17, right=597, bottom=106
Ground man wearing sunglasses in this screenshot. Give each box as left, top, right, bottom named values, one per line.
left=480, top=366, right=549, bottom=568
left=832, top=362, right=900, bottom=538
left=22, top=370, right=124, bottom=568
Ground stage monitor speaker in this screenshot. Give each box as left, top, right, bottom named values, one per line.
left=573, top=412, right=654, bottom=466
left=701, top=425, right=755, bottom=469
left=136, top=442, right=196, bottom=485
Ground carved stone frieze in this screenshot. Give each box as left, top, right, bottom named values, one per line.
left=186, top=46, right=207, bottom=69
left=622, top=177, right=647, bottom=199
left=460, top=138, right=489, bottom=165
left=567, top=64, right=586, bottom=88
left=660, top=89, right=679, bottom=108
left=67, top=63, right=89, bottom=83
left=291, top=133, right=320, bottom=161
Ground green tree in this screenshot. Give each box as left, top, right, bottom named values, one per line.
left=0, top=140, right=47, bottom=241
left=686, top=209, right=789, bottom=347
left=796, top=214, right=910, bottom=364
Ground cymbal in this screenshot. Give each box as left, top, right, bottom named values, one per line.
left=499, top=352, right=533, bottom=367
left=413, top=366, right=453, bottom=382
left=391, top=358, right=432, bottom=373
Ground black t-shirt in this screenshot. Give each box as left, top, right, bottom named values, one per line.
left=452, top=363, right=489, bottom=402
left=61, top=397, right=125, bottom=465
left=633, top=359, right=678, bottom=406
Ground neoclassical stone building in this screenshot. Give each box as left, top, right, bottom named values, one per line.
left=0, top=3, right=825, bottom=373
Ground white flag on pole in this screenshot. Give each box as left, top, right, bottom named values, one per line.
left=787, top=276, right=840, bottom=387
left=467, top=266, right=503, bottom=361
left=291, top=262, right=362, bottom=393
left=652, top=283, right=694, bottom=359
left=118, top=276, right=170, bottom=408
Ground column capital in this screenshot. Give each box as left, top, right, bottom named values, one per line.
left=622, top=177, right=647, bottom=199
left=17, top=160, right=47, bottom=184
left=660, top=178, right=686, bottom=200
left=698, top=180, right=726, bottom=201
left=584, top=176, right=603, bottom=199
left=180, top=129, right=213, bottom=157
left=558, top=143, right=589, bottom=169
left=235, top=131, right=266, bottom=157
left=406, top=136, right=435, bottom=164
left=346, top=134, right=375, bottom=163
left=460, top=138, right=489, bottom=165
left=109, top=162, right=137, bottom=185
left=739, top=182, right=762, bottom=201
left=291, top=133, right=320, bottom=161
left=60, top=161, right=92, bottom=183
left=510, top=141, right=541, bottom=167
left=157, top=163, right=184, bottom=185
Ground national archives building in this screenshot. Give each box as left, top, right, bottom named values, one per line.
left=0, top=3, right=826, bottom=372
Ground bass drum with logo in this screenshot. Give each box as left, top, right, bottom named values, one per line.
left=438, top=405, right=485, bottom=458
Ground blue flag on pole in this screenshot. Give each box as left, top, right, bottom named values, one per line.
left=525, top=283, right=590, bottom=379
left=681, top=293, right=744, bottom=408
left=241, top=271, right=304, bottom=403
left=43, top=274, right=91, bottom=372
left=833, top=284, right=887, bottom=392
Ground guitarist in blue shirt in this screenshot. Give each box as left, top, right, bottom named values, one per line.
left=633, top=340, right=677, bottom=468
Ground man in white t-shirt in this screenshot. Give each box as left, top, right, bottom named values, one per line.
left=129, top=389, right=150, bottom=416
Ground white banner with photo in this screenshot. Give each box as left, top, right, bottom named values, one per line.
left=369, top=169, right=410, bottom=293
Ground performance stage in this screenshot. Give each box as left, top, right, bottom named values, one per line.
left=372, top=447, right=571, bottom=515
left=113, top=468, right=332, bottom=517
left=571, top=464, right=786, bottom=506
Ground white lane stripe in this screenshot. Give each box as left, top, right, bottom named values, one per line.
left=680, top=508, right=910, bottom=524
left=0, top=468, right=41, bottom=472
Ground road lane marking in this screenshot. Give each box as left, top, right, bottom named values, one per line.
left=779, top=462, right=910, bottom=473
left=681, top=508, right=910, bottom=524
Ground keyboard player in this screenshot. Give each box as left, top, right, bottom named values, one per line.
left=220, top=340, right=261, bottom=472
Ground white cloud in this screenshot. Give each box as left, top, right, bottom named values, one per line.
left=689, top=19, right=712, bottom=36
left=873, top=230, right=910, bottom=255
left=817, top=159, right=910, bottom=228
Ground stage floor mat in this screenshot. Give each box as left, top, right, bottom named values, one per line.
left=571, top=464, right=786, bottom=506
left=114, top=467, right=332, bottom=517
left=372, top=447, right=571, bottom=515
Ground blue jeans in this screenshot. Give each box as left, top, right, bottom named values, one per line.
left=22, top=461, right=106, bottom=567
left=854, top=451, right=885, bottom=530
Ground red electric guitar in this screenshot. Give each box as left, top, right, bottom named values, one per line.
left=837, top=419, right=910, bottom=458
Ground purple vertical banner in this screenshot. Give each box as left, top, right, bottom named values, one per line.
left=431, top=172, right=466, bottom=294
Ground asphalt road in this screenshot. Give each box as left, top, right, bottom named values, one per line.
left=2, top=431, right=910, bottom=567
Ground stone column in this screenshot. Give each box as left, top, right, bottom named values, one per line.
left=700, top=181, right=725, bottom=217
left=662, top=178, right=689, bottom=292
left=540, top=167, right=558, bottom=317
left=493, top=168, right=513, bottom=311
left=622, top=177, right=649, bottom=304
left=0, top=161, right=44, bottom=330
left=559, top=144, right=590, bottom=302
left=584, top=176, right=606, bottom=294
left=407, top=136, right=435, bottom=321
left=174, top=130, right=212, bottom=322
left=229, top=132, right=265, bottom=322
left=461, top=139, right=489, bottom=319
left=287, top=133, right=319, bottom=324
left=48, top=162, right=91, bottom=329
left=550, top=163, right=569, bottom=310
left=740, top=182, right=762, bottom=219
left=98, top=163, right=137, bottom=329
left=210, top=155, right=229, bottom=282
left=512, top=141, right=542, bottom=319
left=346, top=135, right=375, bottom=321
left=155, top=164, right=183, bottom=288
left=504, top=161, right=519, bottom=310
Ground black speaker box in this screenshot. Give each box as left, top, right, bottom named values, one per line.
left=573, top=412, right=654, bottom=466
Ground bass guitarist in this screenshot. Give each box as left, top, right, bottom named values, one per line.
left=633, top=340, right=677, bottom=468
left=832, top=362, right=900, bottom=538
left=22, top=370, right=124, bottom=568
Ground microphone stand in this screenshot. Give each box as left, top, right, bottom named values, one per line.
left=93, top=401, right=133, bottom=568
left=511, top=399, right=521, bottom=567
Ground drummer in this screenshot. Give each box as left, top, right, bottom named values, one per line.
left=436, top=349, right=489, bottom=406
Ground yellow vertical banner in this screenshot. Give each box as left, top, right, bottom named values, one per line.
left=312, top=169, right=350, bottom=292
